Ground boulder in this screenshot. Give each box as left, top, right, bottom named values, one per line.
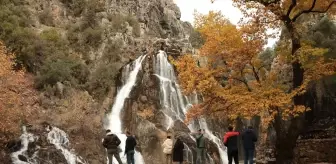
left=55, top=82, right=65, bottom=98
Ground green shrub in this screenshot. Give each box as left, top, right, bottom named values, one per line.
left=108, top=14, right=141, bottom=37
left=309, top=17, right=336, bottom=59
left=125, top=15, right=141, bottom=37
left=87, top=63, right=122, bottom=98
left=82, top=27, right=103, bottom=48
left=39, top=8, right=54, bottom=26
left=40, top=29, right=62, bottom=43
left=108, top=14, right=124, bottom=33
left=102, top=39, right=123, bottom=62
left=67, top=24, right=81, bottom=45
left=87, top=0, right=105, bottom=13
left=35, top=55, right=89, bottom=89
left=0, top=2, right=41, bottom=71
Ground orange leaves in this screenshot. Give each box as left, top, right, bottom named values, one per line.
left=177, top=2, right=336, bottom=127
left=137, top=108, right=154, bottom=119
left=194, top=11, right=246, bottom=57
left=0, top=41, right=38, bottom=145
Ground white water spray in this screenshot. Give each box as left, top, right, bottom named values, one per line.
left=11, top=126, right=38, bottom=164
left=47, top=127, right=87, bottom=164
left=154, top=50, right=228, bottom=164
left=106, top=55, right=146, bottom=164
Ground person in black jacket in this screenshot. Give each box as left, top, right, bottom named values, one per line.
left=103, top=129, right=123, bottom=164
left=172, top=137, right=184, bottom=164
left=242, top=126, right=257, bottom=164
left=125, top=131, right=137, bottom=164
left=223, top=126, right=240, bottom=164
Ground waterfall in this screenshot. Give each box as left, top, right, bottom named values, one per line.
left=11, top=126, right=87, bottom=164
left=154, top=51, right=228, bottom=164
left=47, top=126, right=88, bottom=164
left=154, top=50, right=188, bottom=127
left=11, top=126, right=38, bottom=164
left=106, top=55, right=146, bottom=164
left=198, top=119, right=228, bottom=164
left=188, top=95, right=228, bottom=164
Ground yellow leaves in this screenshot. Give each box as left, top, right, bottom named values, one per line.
left=295, top=42, right=328, bottom=67
left=194, top=11, right=250, bottom=60
left=176, top=2, right=336, bottom=128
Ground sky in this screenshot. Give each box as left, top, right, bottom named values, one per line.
left=173, top=0, right=242, bottom=25
left=173, top=0, right=277, bottom=47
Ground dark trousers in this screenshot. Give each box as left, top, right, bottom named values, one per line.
left=107, top=149, right=122, bottom=164
left=244, top=149, right=254, bottom=164
left=227, top=150, right=239, bottom=164
left=126, top=150, right=135, bottom=164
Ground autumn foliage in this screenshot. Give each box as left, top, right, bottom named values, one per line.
left=173, top=11, right=336, bottom=126
left=0, top=42, right=38, bottom=146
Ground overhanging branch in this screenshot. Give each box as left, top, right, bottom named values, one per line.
left=245, top=0, right=281, bottom=6
left=286, top=0, right=297, bottom=17
left=292, top=0, right=335, bottom=22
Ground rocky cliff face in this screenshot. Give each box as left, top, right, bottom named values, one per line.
left=117, top=39, right=222, bottom=164
left=294, top=75, right=336, bottom=163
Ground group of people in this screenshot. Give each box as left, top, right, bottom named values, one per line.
left=162, top=136, right=185, bottom=164
left=102, top=130, right=137, bottom=164
left=223, top=126, right=258, bottom=164
left=102, top=125, right=257, bottom=164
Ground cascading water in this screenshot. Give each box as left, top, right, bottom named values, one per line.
left=188, top=95, right=229, bottom=164
left=198, top=119, right=228, bottom=164
left=11, top=126, right=38, bottom=164
left=47, top=126, right=88, bottom=164
left=11, top=126, right=87, bottom=164
left=154, top=50, right=228, bottom=164
left=153, top=51, right=189, bottom=127
left=106, top=55, right=146, bottom=164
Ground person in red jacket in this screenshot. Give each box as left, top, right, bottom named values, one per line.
left=223, top=126, right=240, bottom=164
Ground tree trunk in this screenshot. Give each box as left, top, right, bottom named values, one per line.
left=274, top=114, right=304, bottom=164
left=273, top=24, right=305, bottom=163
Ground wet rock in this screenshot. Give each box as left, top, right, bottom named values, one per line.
left=6, top=140, right=22, bottom=152
left=18, top=155, right=28, bottom=162
left=171, top=120, right=190, bottom=133
left=135, top=118, right=166, bottom=164
left=55, top=82, right=64, bottom=98
left=140, top=95, right=148, bottom=103
left=38, top=146, right=67, bottom=164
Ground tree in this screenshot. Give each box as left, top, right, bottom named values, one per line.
left=226, top=1, right=336, bottom=162
left=173, top=10, right=336, bottom=163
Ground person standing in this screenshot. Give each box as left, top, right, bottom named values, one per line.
left=223, top=126, right=240, bottom=164
left=195, top=129, right=206, bottom=164
left=242, top=126, right=258, bottom=164
left=162, top=135, right=173, bottom=164
left=103, top=129, right=123, bottom=164
left=172, top=137, right=184, bottom=164
left=125, top=131, right=137, bottom=164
